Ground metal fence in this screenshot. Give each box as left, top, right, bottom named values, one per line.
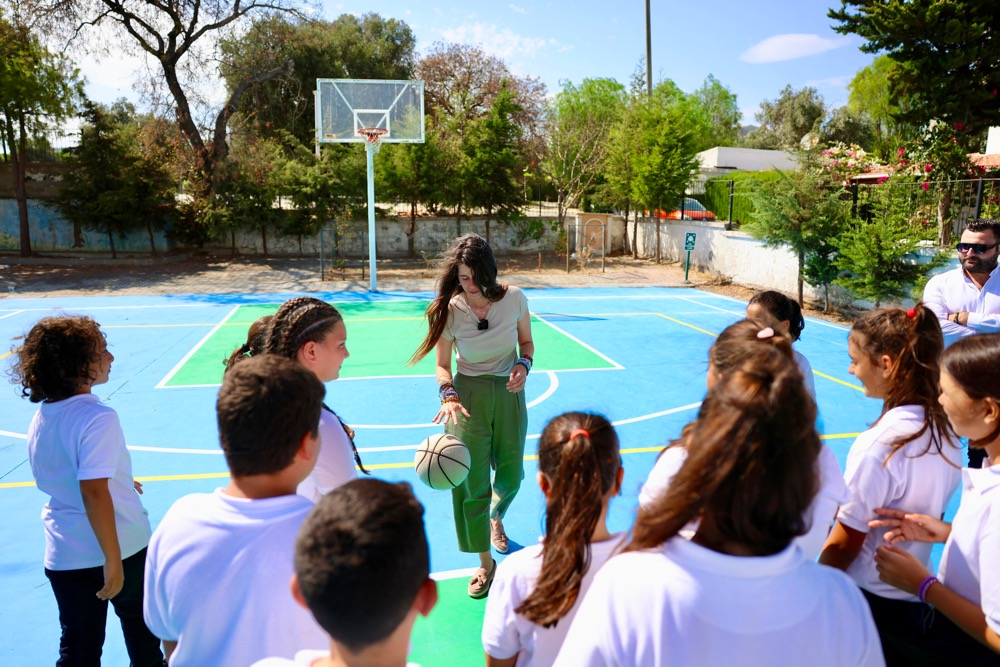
left=0, top=126, right=79, bottom=163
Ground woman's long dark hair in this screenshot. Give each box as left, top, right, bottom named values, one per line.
left=942, top=333, right=1000, bottom=449
left=223, top=315, right=273, bottom=371
left=851, top=302, right=956, bottom=463
left=748, top=290, right=805, bottom=341
left=409, top=234, right=508, bottom=364
left=629, top=352, right=820, bottom=556
left=515, top=412, right=620, bottom=628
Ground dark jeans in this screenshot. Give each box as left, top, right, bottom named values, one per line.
left=862, top=589, right=997, bottom=667
left=45, top=548, right=163, bottom=667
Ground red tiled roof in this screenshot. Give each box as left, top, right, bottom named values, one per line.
left=970, top=153, right=1000, bottom=169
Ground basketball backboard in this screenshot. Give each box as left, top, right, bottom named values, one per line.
left=316, top=79, right=425, bottom=144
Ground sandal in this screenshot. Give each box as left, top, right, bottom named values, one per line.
left=490, top=518, right=509, bottom=554
left=468, top=559, right=497, bottom=599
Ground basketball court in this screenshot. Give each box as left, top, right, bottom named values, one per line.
left=0, top=285, right=965, bottom=665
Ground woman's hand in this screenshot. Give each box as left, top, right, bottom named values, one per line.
left=506, top=363, right=527, bottom=393
left=869, top=508, right=951, bottom=545
left=434, top=400, right=470, bottom=425
left=874, top=545, right=931, bottom=595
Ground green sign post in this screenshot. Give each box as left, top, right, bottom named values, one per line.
left=684, top=232, right=696, bottom=283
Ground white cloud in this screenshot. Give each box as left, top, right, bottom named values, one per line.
left=440, top=22, right=557, bottom=60
left=739, top=34, right=852, bottom=64
left=508, top=4, right=527, bottom=14
left=805, top=75, right=853, bottom=89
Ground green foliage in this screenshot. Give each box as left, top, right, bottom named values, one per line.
left=702, top=171, right=783, bottom=226
left=213, top=135, right=285, bottom=254
left=55, top=101, right=177, bottom=257
left=830, top=0, right=1000, bottom=138
left=743, top=85, right=826, bottom=150
left=690, top=74, right=742, bottom=149
left=821, top=107, right=877, bottom=152
left=630, top=82, right=701, bottom=212
left=221, top=13, right=417, bottom=146
left=834, top=215, right=937, bottom=306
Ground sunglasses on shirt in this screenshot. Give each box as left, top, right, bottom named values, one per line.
left=955, top=242, right=999, bottom=254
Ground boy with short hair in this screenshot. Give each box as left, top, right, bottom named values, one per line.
left=252, top=478, right=438, bottom=667
left=143, top=354, right=328, bottom=666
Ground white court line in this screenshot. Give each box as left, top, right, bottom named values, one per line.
left=155, top=305, right=240, bottom=389
left=431, top=567, right=479, bottom=581
left=676, top=293, right=849, bottom=332
left=611, top=402, right=702, bottom=426
left=0, top=304, right=224, bottom=312
left=531, top=313, right=624, bottom=370
left=526, top=371, right=557, bottom=409
left=0, top=310, right=25, bottom=320
left=128, top=445, right=220, bottom=454
left=0, top=429, right=27, bottom=439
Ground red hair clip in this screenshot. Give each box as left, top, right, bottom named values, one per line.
left=906, top=307, right=917, bottom=318
left=568, top=428, right=590, bottom=440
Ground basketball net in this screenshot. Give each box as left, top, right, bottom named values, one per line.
left=357, top=127, right=388, bottom=154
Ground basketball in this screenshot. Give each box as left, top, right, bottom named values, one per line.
left=414, top=433, right=471, bottom=490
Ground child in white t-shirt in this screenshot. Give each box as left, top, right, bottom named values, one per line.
left=555, top=347, right=883, bottom=667
left=639, top=318, right=848, bottom=559
left=251, top=478, right=438, bottom=667
left=143, top=355, right=328, bottom=666
left=483, top=412, right=624, bottom=667
left=746, top=290, right=816, bottom=399
left=264, top=297, right=367, bottom=500
left=866, top=332, right=1000, bottom=664
left=12, top=316, right=163, bottom=666
left=820, top=303, right=962, bottom=663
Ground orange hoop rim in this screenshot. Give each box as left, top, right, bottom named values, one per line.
left=357, top=127, right=389, bottom=144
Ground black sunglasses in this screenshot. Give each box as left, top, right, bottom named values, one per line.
left=955, top=242, right=999, bottom=254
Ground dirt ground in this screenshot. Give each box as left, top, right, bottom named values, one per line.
left=0, top=250, right=853, bottom=326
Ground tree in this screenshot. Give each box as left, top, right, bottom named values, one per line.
left=830, top=0, right=1000, bottom=138
left=743, top=85, right=826, bottom=150
left=543, top=78, right=625, bottom=230
left=596, top=94, right=643, bottom=256
left=691, top=74, right=742, bottom=148
left=631, top=83, right=702, bottom=262
left=61, top=0, right=309, bottom=202
left=464, top=83, right=527, bottom=243
left=221, top=13, right=417, bottom=146
left=55, top=100, right=176, bottom=257
left=907, top=119, right=977, bottom=246
left=821, top=107, right=877, bottom=151
left=745, top=162, right=851, bottom=305
left=0, top=18, right=81, bottom=256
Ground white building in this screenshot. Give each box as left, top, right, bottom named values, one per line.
left=690, top=147, right=796, bottom=193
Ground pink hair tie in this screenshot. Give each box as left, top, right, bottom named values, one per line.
left=568, top=428, right=590, bottom=440
left=756, top=326, right=775, bottom=339
left=906, top=307, right=917, bottom=318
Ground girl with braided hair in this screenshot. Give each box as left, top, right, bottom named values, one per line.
left=482, top=412, right=622, bottom=666
left=554, top=348, right=882, bottom=666
left=264, top=297, right=367, bottom=500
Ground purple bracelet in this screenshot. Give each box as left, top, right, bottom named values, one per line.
left=918, top=575, right=939, bottom=603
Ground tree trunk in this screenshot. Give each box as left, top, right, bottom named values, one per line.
left=633, top=216, right=638, bottom=259
left=231, top=229, right=237, bottom=255
left=824, top=285, right=830, bottom=314
left=73, top=220, right=84, bottom=248
left=622, top=202, right=631, bottom=255
left=106, top=222, right=117, bottom=259
left=261, top=226, right=268, bottom=255
left=655, top=205, right=661, bottom=264
left=485, top=209, right=491, bottom=245
left=10, top=115, right=31, bottom=257
left=408, top=202, right=416, bottom=258
left=797, top=246, right=805, bottom=306
left=146, top=219, right=157, bottom=255
left=937, top=189, right=952, bottom=247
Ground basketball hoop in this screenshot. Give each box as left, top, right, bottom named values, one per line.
left=357, top=127, right=389, bottom=153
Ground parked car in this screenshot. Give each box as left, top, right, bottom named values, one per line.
left=647, top=198, right=717, bottom=221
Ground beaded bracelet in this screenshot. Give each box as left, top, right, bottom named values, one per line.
left=521, top=354, right=533, bottom=365
left=514, top=357, right=532, bottom=374
left=918, top=575, right=939, bottom=603
left=439, top=382, right=460, bottom=405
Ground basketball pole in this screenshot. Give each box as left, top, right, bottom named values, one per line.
left=366, top=141, right=378, bottom=293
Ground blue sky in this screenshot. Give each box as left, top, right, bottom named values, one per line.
left=80, top=0, right=877, bottom=125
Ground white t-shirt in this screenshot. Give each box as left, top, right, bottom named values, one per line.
left=923, top=265, right=1000, bottom=345
left=144, top=489, right=327, bottom=667
left=442, top=286, right=528, bottom=377
left=838, top=405, right=962, bottom=599
left=482, top=535, right=623, bottom=667
left=27, top=393, right=151, bottom=570
left=793, top=348, right=817, bottom=399
left=298, top=408, right=357, bottom=501
left=251, top=650, right=328, bottom=667
left=553, top=538, right=884, bottom=667
left=638, top=444, right=848, bottom=560
left=938, top=464, right=1000, bottom=634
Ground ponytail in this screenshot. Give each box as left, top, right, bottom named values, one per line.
left=748, top=291, right=805, bottom=341
left=515, top=412, right=620, bottom=628
left=223, top=315, right=273, bottom=372
left=850, top=302, right=955, bottom=463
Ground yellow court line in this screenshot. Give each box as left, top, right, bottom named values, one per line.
left=0, top=350, right=12, bottom=360
left=812, top=370, right=864, bottom=392
left=821, top=433, right=861, bottom=440
left=651, top=313, right=719, bottom=338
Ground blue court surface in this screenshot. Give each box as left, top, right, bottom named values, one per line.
left=0, top=287, right=961, bottom=665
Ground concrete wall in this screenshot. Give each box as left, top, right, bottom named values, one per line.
left=0, top=200, right=173, bottom=253
left=697, top=147, right=797, bottom=172
left=0, top=163, right=70, bottom=199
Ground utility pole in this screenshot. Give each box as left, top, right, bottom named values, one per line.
left=645, top=0, right=652, bottom=97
